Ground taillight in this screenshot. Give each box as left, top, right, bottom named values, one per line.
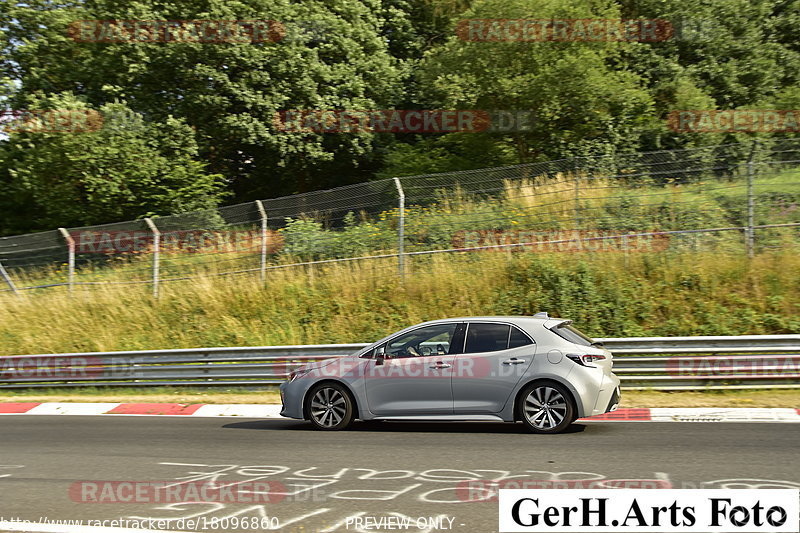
left=566, top=354, right=606, bottom=367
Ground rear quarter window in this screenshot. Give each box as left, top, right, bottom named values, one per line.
left=509, top=326, right=534, bottom=348
left=552, top=323, right=594, bottom=347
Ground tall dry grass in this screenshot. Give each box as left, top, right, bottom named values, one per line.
left=1, top=248, right=798, bottom=356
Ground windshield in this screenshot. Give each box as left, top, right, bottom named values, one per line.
left=552, top=323, right=595, bottom=347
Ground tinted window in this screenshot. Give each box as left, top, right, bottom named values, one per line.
left=552, top=323, right=594, bottom=347
left=465, top=323, right=510, bottom=353
left=509, top=326, right=533, bottom=348
left=385, top=323, right=459, bottom=358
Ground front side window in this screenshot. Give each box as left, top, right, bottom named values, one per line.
left=384, top=323, right=459, bottom=358
left=464, top=323, right=511, bottom=353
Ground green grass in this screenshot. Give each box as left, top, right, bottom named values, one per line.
left=7, top=168, right=800, bottom=290
left=1, top=249, right=799, bottom=356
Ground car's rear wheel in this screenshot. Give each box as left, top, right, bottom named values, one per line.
left=305, top=383, right=355, bottom=431
left=519, top=382, right=575, bottom=434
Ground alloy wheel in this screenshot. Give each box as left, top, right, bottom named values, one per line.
left=524, top=386, right=568, bottom=430
left=310, top=387, right=347, bottom=428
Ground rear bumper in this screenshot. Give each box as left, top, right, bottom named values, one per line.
left=605, top=386, right=621, bottom=413
left=590, top=372, right=621, bottom=416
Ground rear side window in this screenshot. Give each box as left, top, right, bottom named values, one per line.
left=552, top=323, right=594, bottom=347
left=509, top=326, right=533, bottom=348
left=465, top=323, right=510, bottom=353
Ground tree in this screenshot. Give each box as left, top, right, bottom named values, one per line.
left=618, top=0, right=800, bottom=149
left=392, top=0, right=656, bottom=170
left=0, top=0, right=407, bottom=202
left=0, top=96, right=226, bottom=232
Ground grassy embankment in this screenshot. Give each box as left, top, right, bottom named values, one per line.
left=1, top=250, right=799, bottom=406
left=1, top=169, right=798, bottom=405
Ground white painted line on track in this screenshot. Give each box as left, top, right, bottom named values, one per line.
left=650, top=407, right=800, bottom=422
left=192, top=403, right=281, bottom=417
left=24, top=403, right=122, bottom=415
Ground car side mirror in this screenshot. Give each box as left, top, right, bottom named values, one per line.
left=375, top=346, right=386, bottom=366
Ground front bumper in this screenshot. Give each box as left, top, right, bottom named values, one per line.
left=279, top=380, right=307, bottom=420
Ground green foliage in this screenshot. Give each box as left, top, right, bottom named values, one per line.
left=0, top=96, right=226, bottom=231
left=274, top=169, right=800, bottom=261
left=378, top=134, right=515, bottom=177
left=492, top=253, right=800, bottom=337
left=0, top=0, right=407, bottom=207
left=280, top=211, right=397, bottom=258
left=1, top=0, right=799, bottom=233
left=406, top=0, right=657, bottom=166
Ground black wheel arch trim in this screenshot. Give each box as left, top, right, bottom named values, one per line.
left=302, top=379, right=360, bottom=421
left=513, top=377, right=582, bottom=421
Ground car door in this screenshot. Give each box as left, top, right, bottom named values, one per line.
left=451, top=322, right=536, bottom=414
left=364, top=323, right=464, bottom=416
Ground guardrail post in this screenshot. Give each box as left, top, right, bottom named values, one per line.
left=393, top=177, right=405, bottom=282
left=144, top=218, right=161, bottom=298
left=0, top=260, right=19, bottom=296
left=255, top=200, right=268, bottom=282
left=58, top=227, right=75, bottom=293
left=746, top=140, right=757, bottom=259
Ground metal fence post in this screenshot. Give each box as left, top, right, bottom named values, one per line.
left=573, top=160, right=581, bottom=250
left=746, top=140, right=758, bottom=258
left=255, top=200, right=268, bottom=282
left=393, top=177, right=405, bottom=282
left=0, top=260, right=19, bottom=296
left=144, top=218, right=161, bottom=298
left=58, top=227, right=75, bottom=293
left=622, top=233, right=629, bottom=269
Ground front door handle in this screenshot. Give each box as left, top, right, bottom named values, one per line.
left=429, top=362, right=452, bottom=369
left=502, top=358, right=527, bottom=365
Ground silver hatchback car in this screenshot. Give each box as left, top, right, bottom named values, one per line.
left=279, top=313, right=621, bottom=434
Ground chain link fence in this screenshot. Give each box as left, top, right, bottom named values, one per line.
left=1, top=138, right=800, bottom=296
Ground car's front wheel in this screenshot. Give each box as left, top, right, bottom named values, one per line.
left=305, top=383, right=355, bottom=431
left=519, top=382, right=575, bottom=434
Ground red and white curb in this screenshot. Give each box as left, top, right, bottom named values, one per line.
left=0, top=402, right=281, bottom=417
left=0, top=403, right=798, bottom=422
left=586, top=407, right=800, bottom=422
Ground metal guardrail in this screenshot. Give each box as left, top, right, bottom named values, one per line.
left=0, top=336, right=798, bottom=390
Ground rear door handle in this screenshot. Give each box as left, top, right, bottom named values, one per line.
left=429, top=362, right=452, bottom=369
left=502, top=358, right=526, bottom=365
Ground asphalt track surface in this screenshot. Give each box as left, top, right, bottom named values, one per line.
left=1, top=416, right=799, bottom=532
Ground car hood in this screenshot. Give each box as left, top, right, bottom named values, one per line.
left=296, top=357, right=341, bottom=372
